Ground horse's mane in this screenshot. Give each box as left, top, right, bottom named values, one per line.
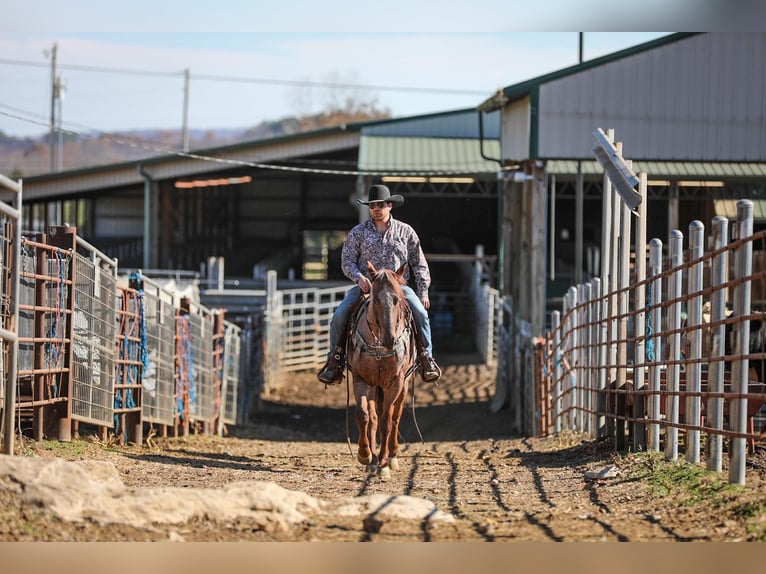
left=372, top=267, right=407, bottom=296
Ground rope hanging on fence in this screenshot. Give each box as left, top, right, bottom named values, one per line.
left=175, top=316, right=196, bottom=421
left=646, top=282, right=655, bottom=361
left=44, top=248, right=68, bottom=397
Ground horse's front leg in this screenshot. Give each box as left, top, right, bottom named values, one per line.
left=377, top=380, right=404, bottom=478
left=354, top=380, right=377, bottom=470
left=387, top=375, right=407, bottom=471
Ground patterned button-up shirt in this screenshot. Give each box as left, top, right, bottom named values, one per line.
left=341, top=216, right=431, bottom=297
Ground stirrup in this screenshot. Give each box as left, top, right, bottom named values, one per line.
left=419, top=353, right=441, bottom=383
left=317, top=350, right=345, bottom=385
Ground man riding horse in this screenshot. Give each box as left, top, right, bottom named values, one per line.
left=317, top=184, right=442, bottom=386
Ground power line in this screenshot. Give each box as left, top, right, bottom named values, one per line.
left=0, top=57, right=487, bottom=95
left=0, top=107, right=506, bottom=178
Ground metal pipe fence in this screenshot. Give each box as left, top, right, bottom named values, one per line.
left=538, top=201, right=766, bottom=486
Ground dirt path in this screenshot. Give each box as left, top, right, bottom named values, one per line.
left=1, top=359, right=765, bottom=541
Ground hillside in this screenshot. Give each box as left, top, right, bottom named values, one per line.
left=0, top=121, right=291, bottom=178
left=0, top=106, right=389, bottom=178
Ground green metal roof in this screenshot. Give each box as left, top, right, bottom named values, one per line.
left=547, top=160, right=766, bottom=180
left=359, top=135, right=501, bottom=175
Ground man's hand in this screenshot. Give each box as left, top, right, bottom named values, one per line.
left=358, top=277, right=372, bottom=293
left=421, top=294, right=430, bottom=310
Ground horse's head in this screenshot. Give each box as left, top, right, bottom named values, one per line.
left=366, top=262, right=407, bottom=348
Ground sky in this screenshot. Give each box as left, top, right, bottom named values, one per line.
left=0, top=1, right=756, bottom=139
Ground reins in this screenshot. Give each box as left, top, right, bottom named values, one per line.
left=342, top=270, right=423, bottom=455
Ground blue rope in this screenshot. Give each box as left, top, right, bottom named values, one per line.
left=646, top=281, right=655, bottom=361
left=44, top=249, right=67, bottom=396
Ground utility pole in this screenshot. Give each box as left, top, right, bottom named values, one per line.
left=575, top=32, right=584, bottom=284
left=182, top=68, right=190, bottom=151
left=47, top=42, right=58, bottom=173
left=55, top=76, right=66, bottom=171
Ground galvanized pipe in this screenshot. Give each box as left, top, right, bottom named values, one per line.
left=729, top=200, right=754, bottom=485
left=647, top=238, right=663, bottom=452
left=666, top=229, right=684, bottom=461
left=686, top=220, right=705, bottom=463
left=707, top=215, right=729, bottom=473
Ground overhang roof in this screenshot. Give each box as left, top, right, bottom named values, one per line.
left=358, top=135, right=501, bottom=175
left=547, top=160, right=766, bottom=180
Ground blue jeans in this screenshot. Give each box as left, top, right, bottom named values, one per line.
left=328, top=285, right=433, bottom=356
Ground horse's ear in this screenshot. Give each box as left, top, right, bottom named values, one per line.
left=395, top=263, right=407, bottom=278
left=367, top=261, right=378, bottom=276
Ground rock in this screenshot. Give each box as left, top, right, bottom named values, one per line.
left=584, top=465, right=621, bottom=480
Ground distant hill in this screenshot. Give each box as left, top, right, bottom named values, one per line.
left=0, top=106, right=389, bottom=178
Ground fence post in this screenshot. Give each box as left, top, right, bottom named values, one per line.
left=729, top=200, right=754, bottom=485
left=686, top=220, right=704, bottom=464
left=707, top=215, right=729, bottom=472
left=1, top=175, right=22, bottom=456
left=552, top=310, right=562, bottom=434
left=615, top=192, right=632, bottom=451
left=666, top=229, right=684, bottom=461
left=647, top=238, right=663, bottom=452
left=566, top=286, right=578, bottom=431
left=264, top=270, right=279, bottom=393
left=589, top=278, right=601, bottom=438
left=632, top=172, right=648, bottom=451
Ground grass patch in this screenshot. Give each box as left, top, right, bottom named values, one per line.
left=624, top=451, right=766, bottom=540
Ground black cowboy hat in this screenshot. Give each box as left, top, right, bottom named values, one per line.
left=357, top=184, right=404, bottom=208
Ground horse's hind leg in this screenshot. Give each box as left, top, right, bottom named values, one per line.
left=387, top=377, right=407, bottom=472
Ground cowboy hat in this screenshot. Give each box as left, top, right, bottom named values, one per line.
left=357, top=184, right=404, bottom=208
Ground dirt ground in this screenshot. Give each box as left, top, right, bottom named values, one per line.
left=1, top=358, right=765, bottom=542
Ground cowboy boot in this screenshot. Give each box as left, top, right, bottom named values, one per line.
left=419, top=351, right=442, bottom=383
left=317, top=345, right=345, bottom=385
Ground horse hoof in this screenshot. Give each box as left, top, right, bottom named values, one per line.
left=358, top=453, right=373, bottom=466
left=378, top=466, right=391, bottom=480
left=366, top=463, right=378, bottom=474
left=389, top=457, right=399, bottom=471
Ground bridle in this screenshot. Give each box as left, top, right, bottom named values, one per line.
left=353, top=272, right=411, bottom=360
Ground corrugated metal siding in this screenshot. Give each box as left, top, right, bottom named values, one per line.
left=536, top=33, right=766, bottom=161
left=359, top=136, right=500, bottom=174
left=500, top=97, right=531, bottom=162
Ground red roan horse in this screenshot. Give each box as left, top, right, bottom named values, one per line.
left=347, top=262, right=417, bottom=479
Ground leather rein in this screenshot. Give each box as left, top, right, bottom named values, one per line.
left=352, top=291, right=411, bottom=360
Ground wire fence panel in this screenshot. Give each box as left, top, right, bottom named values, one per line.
left=15, top=239, right=74, bottom=440
left=70, top=250, right=117, bottom=427
left=138, top=275, right=176, bottom=427
left=176, top=299, right=214, bottom=425
left=221, top=321, right=242, bottom=426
